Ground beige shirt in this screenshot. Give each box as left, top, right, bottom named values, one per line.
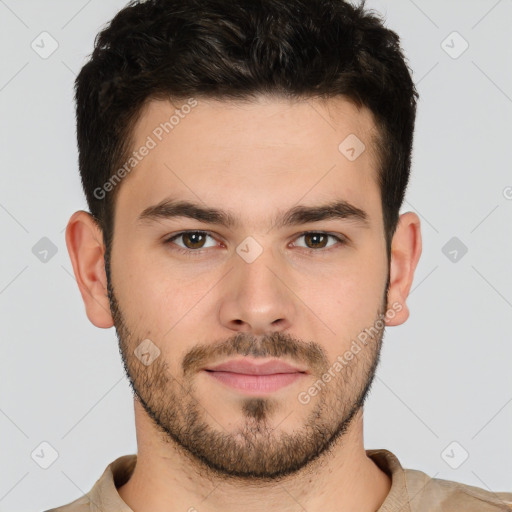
left=45, top=449, right=512, bottom=511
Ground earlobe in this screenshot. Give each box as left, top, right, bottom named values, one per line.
left=65, top=210, right=114, bottom=328
left=385, top=211, right=422, bottom=327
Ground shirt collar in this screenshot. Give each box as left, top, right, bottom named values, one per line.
left=366, top=448, right=411, bottom=512
left=87, top=449, right=409, bottom=511
left=87, top=454, right=136, bottom=511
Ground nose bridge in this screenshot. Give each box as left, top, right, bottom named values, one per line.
left=218, top=238, right=295, bottom=334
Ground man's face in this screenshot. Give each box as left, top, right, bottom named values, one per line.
left=106, top=96, right=391, bottom=480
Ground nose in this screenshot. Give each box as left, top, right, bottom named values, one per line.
left=218, top=247, right=296, bottom=336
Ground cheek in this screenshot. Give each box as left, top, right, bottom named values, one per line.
left=302, top=257, right=386, bottom=337
left=110, top=247, right=172, bottom=334
left=123, top=261, right=214, bottom=338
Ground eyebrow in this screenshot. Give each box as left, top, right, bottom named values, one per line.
left=137, top=197, right=370, bottom=229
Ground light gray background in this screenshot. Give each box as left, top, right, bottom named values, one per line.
left=1, top=1, right=511, bottom=511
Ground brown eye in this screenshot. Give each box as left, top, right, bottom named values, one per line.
left=181, top=232, right=207, bottom=249
left=166, top=231, right=217, bottom=251
left=293, top=232, right=345, bottom=251
left=304, top=233, right=329, bottom=249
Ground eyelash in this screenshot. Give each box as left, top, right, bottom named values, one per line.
left=163, top=230, right=347, bottom=256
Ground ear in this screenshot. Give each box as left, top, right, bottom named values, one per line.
left=65, top=210, right=114, bottom=328
left=385, top=211, right=422, bottom=326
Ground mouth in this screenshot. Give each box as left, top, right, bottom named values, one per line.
left=202, top=358, right=308, bottom=395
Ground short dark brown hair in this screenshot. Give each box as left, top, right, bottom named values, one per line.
left=75, top=0, right=418, bottom=261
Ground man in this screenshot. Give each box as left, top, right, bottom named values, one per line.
left=48, top=0, right=511, bottom=510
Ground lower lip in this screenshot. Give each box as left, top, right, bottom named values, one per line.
left=204, top=370, right=305, bottom=394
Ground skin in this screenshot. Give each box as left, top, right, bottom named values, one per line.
left=66, top=95, right=422, bottom=512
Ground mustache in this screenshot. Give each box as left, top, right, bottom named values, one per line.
left=182, top=331, right=329, bottom=377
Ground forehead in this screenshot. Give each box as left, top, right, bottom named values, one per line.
left=134, top=95, right=378, bottom=158
left=115, top=95, right=382, bottom=228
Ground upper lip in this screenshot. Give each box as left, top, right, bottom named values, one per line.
left=203, top=358, right=307, bottom=375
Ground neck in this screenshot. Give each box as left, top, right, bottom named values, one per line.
left=118, top=402, right=391, bottom=512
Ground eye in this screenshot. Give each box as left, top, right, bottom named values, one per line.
left=292, top=232, right=346, bottom=251
left=165, top=231, right=218, bottom=252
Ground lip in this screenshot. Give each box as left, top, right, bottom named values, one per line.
left=203, top=358, right=308, bottom=375
left=202, top=358, right=308, bottom=395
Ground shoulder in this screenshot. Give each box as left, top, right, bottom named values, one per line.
left=42, top=454, right=136, bottom=512
left=404, top=468, right=512, bottom=511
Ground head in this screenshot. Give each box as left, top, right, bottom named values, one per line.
left=66, top=0, right=422, bottom=481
